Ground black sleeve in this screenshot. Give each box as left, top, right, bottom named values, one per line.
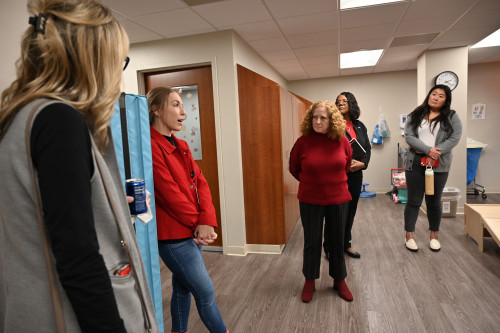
left=31, top=103, right=126, bottom=333
left=357, top=121, right=371, bottom=169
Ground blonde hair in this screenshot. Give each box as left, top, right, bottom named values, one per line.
left=299, top=100, right=345, bottom=141
left=0, top=0, right=129, bottom=150
left=147, top=87, right=179, bottom=125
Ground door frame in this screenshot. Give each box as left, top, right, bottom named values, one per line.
left=138, top=61, right=228, bottom=253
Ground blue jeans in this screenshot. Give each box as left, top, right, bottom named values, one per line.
left=158, top=239, right=226, bottom=333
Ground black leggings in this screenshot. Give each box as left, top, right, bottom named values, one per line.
left=404, top=157, right=449, bottom=232
left=300, top=201, right=349, bottom=281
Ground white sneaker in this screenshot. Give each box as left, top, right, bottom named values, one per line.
left=405, top=238, right=418, bottom=252
left=430, top=239, right=441, bottom=252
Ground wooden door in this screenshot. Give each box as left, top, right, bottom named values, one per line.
left=145, top=66, right=222, bottom=247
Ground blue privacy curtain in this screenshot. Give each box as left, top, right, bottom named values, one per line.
left=110, top=93, right=163, bottom=332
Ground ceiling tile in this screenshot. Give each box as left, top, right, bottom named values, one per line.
left=192, top=0, right=271, bottom=27
left=271, top=58, right=304, bottom=69
left=277, top=11, right=338, bottom=35
left=287, top=30, right=338, bottom=49
left=261, top=49, right=297, bottom=61
left=264, top=0, right=337, bottom=19
left=133, top=8, right=215, bottom=38
left=102, top=0, right=186, bottom=18
left=248, top=37, right=291, bottom=52
left=118, top=18, right=164, bottom=44
left=341, top=23, right=396, bottom=42
left=403, top=0, right=477, bottom=20
left=395, top=16, right=459, bottom=36
left=468, top=47, right=500, bottom=63
left=294, top=44, right=337, bottom=58
left=226, top=21, right=282, bottom=41
left=300, top=55, right=338, bottom=66
left=340, top=38, right=387, bottom=53
left=384, top=44, right=428, bottom=57
left=433, top=26, right=498, bottom=48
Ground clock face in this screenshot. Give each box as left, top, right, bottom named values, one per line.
left=435, top=71, right=459, bottom=90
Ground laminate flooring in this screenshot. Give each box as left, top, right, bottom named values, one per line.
left=159, top=194, right=500, bottom=332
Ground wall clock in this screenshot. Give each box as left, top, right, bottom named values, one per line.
left=435, top=71, right=459, bottom=91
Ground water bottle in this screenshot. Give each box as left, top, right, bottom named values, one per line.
left=425, top=166, right=434, bottom=195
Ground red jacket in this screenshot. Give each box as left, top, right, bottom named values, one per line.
left=150, top=126, right=217, bottom=240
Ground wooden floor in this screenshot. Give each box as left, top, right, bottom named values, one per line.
left=160, top=194, right=500, bottom=332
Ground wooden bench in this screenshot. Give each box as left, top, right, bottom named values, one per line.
left=464, top=204, right=500, bottom=252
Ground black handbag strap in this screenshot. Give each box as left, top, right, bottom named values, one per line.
left=119, top=93, right=131, bottom=180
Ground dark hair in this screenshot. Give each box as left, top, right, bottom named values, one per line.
left=336, top=92, right=360, bottom=120
left=407, top=84, right=454, bottom=136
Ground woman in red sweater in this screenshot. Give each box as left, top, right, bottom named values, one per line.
left=148, top=87, right=228, bottom=333
left=289, top=101, right=353, bottom=303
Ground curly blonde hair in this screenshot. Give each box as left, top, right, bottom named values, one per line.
left=299, top=100, right=345, bottom=141
left=0, top=0, right=129, bottom=151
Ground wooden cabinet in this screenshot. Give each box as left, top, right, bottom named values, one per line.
left=237, top=65, right=310, bottom=245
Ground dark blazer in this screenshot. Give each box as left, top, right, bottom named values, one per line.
left=345, top=119, right=371, bottom=171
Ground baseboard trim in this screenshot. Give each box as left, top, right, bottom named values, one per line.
left=246, top=244, right=284, bottom=254
left=225, top=246, right=247, bottom=256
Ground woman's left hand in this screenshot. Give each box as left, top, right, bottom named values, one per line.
left=349, top=159, right=365, bottom=172
left=193, top=225, right=217, bottom=246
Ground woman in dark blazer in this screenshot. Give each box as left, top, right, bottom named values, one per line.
left=324, top=92, right=371, bottom=259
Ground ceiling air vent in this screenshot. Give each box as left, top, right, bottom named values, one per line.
left=390, top=33, right=440, bottom=47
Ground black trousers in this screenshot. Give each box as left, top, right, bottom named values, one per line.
left=404, top=156, right=449, bottom=232
left=323, top=171, right=363, bottom=253
left=300, top=201, right=349, bottom=281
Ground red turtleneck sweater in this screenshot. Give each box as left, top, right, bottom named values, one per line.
left=289, top=131, right=352, bottom=205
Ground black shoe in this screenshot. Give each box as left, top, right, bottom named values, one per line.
left=345, top=250, right=361, bottom=259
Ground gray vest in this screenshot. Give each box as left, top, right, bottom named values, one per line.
left=0, top=99, right=159, bottom=332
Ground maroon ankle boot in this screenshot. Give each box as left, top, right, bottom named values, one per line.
left=333, top=279, right=353, bottom=302
left=301, top=279, right=315, bottom=303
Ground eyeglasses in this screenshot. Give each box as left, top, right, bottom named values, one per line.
left=123, top=56, right=130, bottom=71
left=335, top=99, right=348, bottom=105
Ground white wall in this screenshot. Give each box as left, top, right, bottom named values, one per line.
left=468, top=62, right=500, bottom=192
left=0, top=0, right=26, bottom=94
left=125, top=30, right=248, bottom=255
left=126, top=30, right=287, bottom=255
left=288, top=71, right=417, bottom=193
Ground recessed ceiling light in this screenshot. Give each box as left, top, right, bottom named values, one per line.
left=340, top=49, right=383, bottom=69
left=340, top=0, right=407, bottom=10
left=471, top=29, right=500, bottom=49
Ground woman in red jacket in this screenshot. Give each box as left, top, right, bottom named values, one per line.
left=148, top=87, right=228, bottom=333
left=289, top=101, right=353, bottom=303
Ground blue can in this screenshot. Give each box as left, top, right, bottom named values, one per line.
left=126, top=178, right=147, bottom=215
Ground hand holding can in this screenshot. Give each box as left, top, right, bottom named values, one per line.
left=126, top=179, right=147, bottom=215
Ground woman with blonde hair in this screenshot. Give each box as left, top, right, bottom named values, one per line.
left=147, top=86, right=228, bottom=333
left=289, top=101, right=354, bottom=303
left=0, top=0, right=158, bottom=332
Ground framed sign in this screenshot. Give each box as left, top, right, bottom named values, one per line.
left=173, top=85, right=203, bottom=160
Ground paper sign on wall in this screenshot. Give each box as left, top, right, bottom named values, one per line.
left=472, top=103, right=486, bottom=120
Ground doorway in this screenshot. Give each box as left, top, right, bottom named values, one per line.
left=144, top=65, right=223, bottom=248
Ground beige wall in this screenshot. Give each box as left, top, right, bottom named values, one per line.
left=125, top=30, right=288, bottom=255
left=468, top=62, right=500, bottom=192
left=0, top=0, right=26, bottom=93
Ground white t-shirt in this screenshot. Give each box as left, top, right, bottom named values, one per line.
left=417, top=119, right=440, bottom=153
